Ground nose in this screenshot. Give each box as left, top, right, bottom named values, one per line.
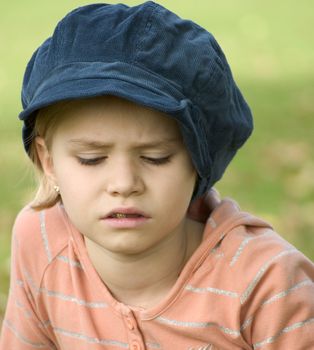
left=106, top=157, right=144, bottom=197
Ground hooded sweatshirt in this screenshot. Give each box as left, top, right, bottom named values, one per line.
left=1, top=198, right=313, bottom=349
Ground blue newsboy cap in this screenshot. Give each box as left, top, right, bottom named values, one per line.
left=20, top=1, right=253, bottom=198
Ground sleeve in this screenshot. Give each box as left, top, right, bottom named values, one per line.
left=0, top=213, right=55, bottom=350
left=240, top=246, right=314, bottom=349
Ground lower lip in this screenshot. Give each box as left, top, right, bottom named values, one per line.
left=102, top=217, right=150, bottom=228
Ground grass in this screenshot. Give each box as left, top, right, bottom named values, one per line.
left=0, top=0, right=313, bottom=323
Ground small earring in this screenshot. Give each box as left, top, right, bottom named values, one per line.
left=54, top=185, right=60, bottom=194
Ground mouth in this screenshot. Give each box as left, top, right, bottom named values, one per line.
left=102, top=208, right=150, bottom=228
left=108, top=213, right=145, bottom=219
left=104, top=208, right=150, bottom=219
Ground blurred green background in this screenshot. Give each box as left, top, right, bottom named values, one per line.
left=0, top=0, right=313, bottom=325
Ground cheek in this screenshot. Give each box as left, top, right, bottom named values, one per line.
left=155, top=178, right=195, bottom=236
left=163, top=155, right=196, bottom=191
left=179, top=157, right=198, bottom=193
left=158, top=162, right=196, bottom=212
left=53, top=160, right=94, bottom=204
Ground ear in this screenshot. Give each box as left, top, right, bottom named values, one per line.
left=35, top=136, right=57, bottom=182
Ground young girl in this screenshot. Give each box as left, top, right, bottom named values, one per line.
left=1, top=2, right=313, bottom=349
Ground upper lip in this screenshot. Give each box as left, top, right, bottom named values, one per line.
left=103, top=207, right=150, bottom=218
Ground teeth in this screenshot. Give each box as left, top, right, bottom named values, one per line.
left=115, top=213, right=127, bottom=218
left=111, top=213, right=142, bottom=218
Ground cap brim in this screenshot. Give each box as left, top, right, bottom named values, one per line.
left=20, top=61, right=187, bottom=122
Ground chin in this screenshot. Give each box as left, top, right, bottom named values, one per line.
left=109, top=244, right=149, bottom=256
left=98, top=235, right=147, bottom=255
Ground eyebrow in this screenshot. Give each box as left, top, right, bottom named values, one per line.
left=67, top=138, right=180, bottom=150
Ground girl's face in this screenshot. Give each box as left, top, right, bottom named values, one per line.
left=37, top=97, right=197, bottom=255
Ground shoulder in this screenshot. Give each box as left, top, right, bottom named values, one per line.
left=189, top=201, right=314, bottom=347
left=219, top=224, right=314, bottom=346
left=13, top=203, right=69, bottom=251
left=12, top=203, right=70, bottom=283
left=218, top=223, right=314, bottom=297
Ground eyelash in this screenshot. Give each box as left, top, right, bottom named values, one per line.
left=77, top=157, right=106, bottom=166
left=143, top=156, right=171, bottom=166
left=77, top=156, right=172, bottom=166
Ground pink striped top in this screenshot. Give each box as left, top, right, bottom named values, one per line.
left=1, top=198, right=313, bottom=349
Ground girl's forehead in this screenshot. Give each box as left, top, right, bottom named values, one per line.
left=54, top=97, right=182, bottom=141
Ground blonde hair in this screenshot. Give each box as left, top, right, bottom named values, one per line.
left=29, top=101, right=71, bottom=210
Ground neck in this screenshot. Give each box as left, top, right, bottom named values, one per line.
left=85, top=218, right=203, bottom=309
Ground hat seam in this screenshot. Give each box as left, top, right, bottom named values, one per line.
left=192, top=59, right=226, bottom=105
left=195, top=107, right=211, bottom=176
left=132, top=2, right=186, bottom=97
left=133, top=2, right=160, bottom=65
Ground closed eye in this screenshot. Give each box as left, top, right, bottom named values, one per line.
left=76, top=155, right=172, bottom=166
left=141, top=156, right=171, bottom=165
left=77, top=156, right=107, bottom=166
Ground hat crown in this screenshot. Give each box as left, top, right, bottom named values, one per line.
left=52, top=3, right=141, bottom=64
left=23, top=2, right=228, bottom=109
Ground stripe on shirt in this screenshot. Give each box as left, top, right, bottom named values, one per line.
left=39, top=287, right=108, bottom=308
left=240, top=279, right=314, bottom=331
left=15, top=299, right=32, bottom=319
left=240, top=249, right=297, bottom=305
left=207, top=217, right=217, bottom=229
left=40, top=211, right=52, bottom=263
left=188, top=345, right=213, bottom=350
left=53, top=327, right=129, bottom=348
left=22, top=269, right=107, bottom=308
left=261, top=279, right=313, bottom=306
left=230, top=231, right=272, bottom=267
left=4, top=319, right=51, bottom=349
left=185, top=285, right=238, bottom=298
left=155, top=316, right=240, bottom=336
left=56, top=255, right=84, bottom=269
left=41, top=211, right=85, bottom=270
left=252, top=317, right=314, bottom=349
left=146, top=341, right=161, bottom=348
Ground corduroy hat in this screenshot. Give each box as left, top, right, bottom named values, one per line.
left=19, top=1, right=253, bottom=198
